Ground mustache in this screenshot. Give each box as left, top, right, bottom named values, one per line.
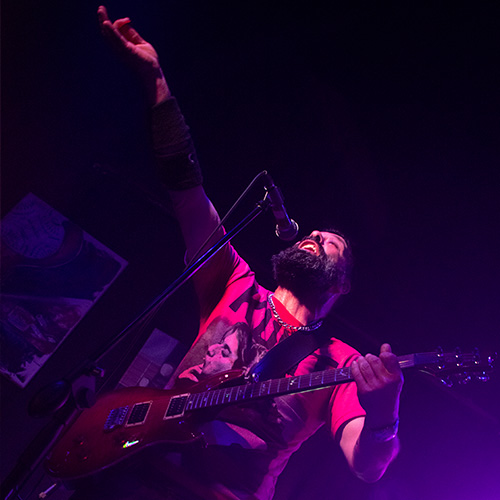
left=295, top=235, right=327, bottom=259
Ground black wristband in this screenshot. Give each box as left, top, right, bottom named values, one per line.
left=367, top=418, right=399, bottom=443
left=151, top=97, right=203, bottom=191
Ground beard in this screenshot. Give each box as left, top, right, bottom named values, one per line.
left=271, top=243, right=346, bottom=305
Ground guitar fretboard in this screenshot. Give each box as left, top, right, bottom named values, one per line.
left=185, top=365, right=354, bottom=412
left=181, top=351, right=483, bottom=413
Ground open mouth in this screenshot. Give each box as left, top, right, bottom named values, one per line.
left=298, top=240, right=320, bottom=256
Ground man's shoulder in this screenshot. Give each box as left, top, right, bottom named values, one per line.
left=319, top=336, right=361, bottom=366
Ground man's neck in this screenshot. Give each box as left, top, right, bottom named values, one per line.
left=273, top=286, right=338, bottom=326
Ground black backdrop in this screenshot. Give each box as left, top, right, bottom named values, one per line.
left=2, top=1, right=500, bottom=499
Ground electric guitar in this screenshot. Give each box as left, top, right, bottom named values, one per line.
left=45, top=349, right=494, bottom=485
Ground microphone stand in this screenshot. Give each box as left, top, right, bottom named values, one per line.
left=1, top=196, right=270, bottom=500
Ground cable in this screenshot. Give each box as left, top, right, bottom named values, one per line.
left=185, top=170, right=269, bottom=267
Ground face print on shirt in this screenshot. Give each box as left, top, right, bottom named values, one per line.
left=177, top=319, right=267, bottom=384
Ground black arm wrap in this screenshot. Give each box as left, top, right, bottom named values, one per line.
left=151, top=97, right=203, bottom=190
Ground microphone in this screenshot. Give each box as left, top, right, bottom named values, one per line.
left=263, top=172, right=299, bottom=241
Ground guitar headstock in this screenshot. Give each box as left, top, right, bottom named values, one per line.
left=415, top=348, right=496, bottom=387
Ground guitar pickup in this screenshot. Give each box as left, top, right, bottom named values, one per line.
left=164, top=393, right=189, bottom=420
left=125, top=401, right=152, bottom=427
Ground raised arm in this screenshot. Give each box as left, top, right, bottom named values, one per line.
left=97, top=5, right=170, bottom=106
left=339, top=343, right=404, bottom=482
left=98, top=6, right=235, bottom=310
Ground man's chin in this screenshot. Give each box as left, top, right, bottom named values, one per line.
left=274, top=266, right=337, bottom=304
left=272, top=247, right=340, bottom=303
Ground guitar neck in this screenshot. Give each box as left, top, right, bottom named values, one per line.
left=45, top=349, right=492, bottom=483
left=184, top=354, right=424, bottom=413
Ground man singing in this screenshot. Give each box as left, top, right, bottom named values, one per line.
left=78, top=7, right=404, bottom=499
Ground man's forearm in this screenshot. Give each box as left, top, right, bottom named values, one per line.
left=145, top=69, right=171, bottom=107
left=351, top=422, right=400, bottom=483
left=346, top=345, right=404, bottom=482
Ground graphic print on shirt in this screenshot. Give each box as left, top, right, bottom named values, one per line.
left=177, top=318, right=268, bottom=383
left=170, top=278, right=292, bottom=454
left=174, top=281, right=280, bottom=386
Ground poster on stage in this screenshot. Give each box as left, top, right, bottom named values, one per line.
left=117, top=328, right=187, bottom=389
left=0, top=193, right=128, bottom=388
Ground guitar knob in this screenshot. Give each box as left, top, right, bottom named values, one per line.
left=73, top=435, right=85, bottom=446
left=78, top=455, right=89, bottom=462
left=76, top=449, right=90, bottom=462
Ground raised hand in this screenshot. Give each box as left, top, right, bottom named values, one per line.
left=97, top=5, right=170, bottom=104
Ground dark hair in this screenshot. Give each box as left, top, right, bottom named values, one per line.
left=222, top=322, right=266, bottom=368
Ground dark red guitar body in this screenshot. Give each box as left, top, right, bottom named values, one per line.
left=45, top=370, right=244, bottom=483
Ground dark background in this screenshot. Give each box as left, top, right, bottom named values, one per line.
left=2, top=1, right=500, bottom=499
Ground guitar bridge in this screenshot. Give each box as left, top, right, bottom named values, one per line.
left=164, top=393, right=189, bottom=420
left=103, top=406, right=129, bottom=431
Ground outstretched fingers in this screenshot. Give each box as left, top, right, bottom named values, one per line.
left=96, top=6, right=169, bottom=105
left=98, top=6, right=141, bottom=51
left=117, top=23, right=147, bottom=45
left=98, top=6, right=126, bottom=48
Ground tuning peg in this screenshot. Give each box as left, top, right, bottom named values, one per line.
left=457, top=374, right=472, bottom=385
left=488, top=353, right=497, bottom=367
left=476, top=372, right=490, bottom=383
left=436, top=346, right=445, bottom=370
left=439, top=375, right=454, bottom=387
left=454, top=347, right=464, bottom=367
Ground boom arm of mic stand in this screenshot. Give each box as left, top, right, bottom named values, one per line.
left=96, top=197, right=269, bottom=361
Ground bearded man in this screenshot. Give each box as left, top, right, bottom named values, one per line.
left=79, top=7, right=405, bottom=500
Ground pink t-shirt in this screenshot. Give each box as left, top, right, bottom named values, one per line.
left=166, top=241, right=365, bottom=500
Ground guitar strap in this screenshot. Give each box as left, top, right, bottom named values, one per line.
left=250, top=326, right=335, bottom=382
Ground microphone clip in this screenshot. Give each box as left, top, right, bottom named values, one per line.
left=262, top=172, right=299, bottom=241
